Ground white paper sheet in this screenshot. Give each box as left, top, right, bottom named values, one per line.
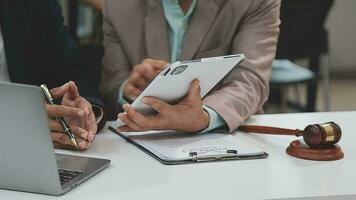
left=122, top=131, right=266, bottom=161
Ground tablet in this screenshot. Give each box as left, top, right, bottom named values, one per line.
left=117, top=54, right=245, bottom=127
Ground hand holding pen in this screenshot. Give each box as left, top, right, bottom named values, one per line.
left=41, top=84, right=79, bottom=147
left=41, top=82, right=97, bottom=150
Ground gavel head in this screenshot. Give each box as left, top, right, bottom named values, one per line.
left=303, top=122, right=342, bottom=148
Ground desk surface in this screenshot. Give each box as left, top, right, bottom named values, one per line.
left=1, top=112, right=356, bottom=200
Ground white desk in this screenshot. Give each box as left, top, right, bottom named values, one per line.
left=1, top=112, right=356, bottom=200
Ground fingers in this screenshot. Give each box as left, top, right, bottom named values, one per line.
left=133, top=59, right=168, bottom=82
left=118, top=112, right=143, bottom=131
left=142, top=67, right=159, bottom=81
left=129, top=71, right=150, bottom=90
left=132, top=63, right=157, bottom=83
left=141, top=97, right=171, bottom=113
left=46, top=104, right=85, bottom=118
left=123, top=83, right=142, bottom=102
left=51, top=132, right=75, bottom=148
left=50, top=81, right=79, bottom=100
left=49, top=117, right=89, bottom=140
left=122, top=104, right=156, bottom=129
left=52, top=131, right=91, bottom=150
left=48, top=118, right=63, bottom=132
left=142, top=59, right=169, bottom=71
left=74, top=97, right=97, bottom=140
left=86, top=112, right=97, bottom=140
left=53, top=141, right=77, bottom=150
left=189, top=79, right=201, bottom=96
left=83, top=110, right=97, bottom=141
left=138, top=63, right=161, bottom=81
left=124, top=59, right=169, bottom=101
left=47, top=84, right=96, bottom=151
left=75, top=97, right=92, bottom=117
left=53, top=140, right=91, bottom=151
left=71, top=126, right=90, bottom=140
left=117, top=79, right=206, bottom=133
left=186, top=79, right=202, bottom=102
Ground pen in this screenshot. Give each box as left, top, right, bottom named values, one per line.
left=40, top=84, right=78, bottom=147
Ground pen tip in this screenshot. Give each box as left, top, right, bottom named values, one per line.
left=71, top=138, right=78, bottom=147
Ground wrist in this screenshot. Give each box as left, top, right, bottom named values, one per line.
left=195, top=110, right=210, bottom=133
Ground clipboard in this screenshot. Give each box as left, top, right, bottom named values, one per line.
left=109, top=126, right=268, bottom=165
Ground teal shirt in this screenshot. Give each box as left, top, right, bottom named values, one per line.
left=161, top=0, right=196, bottom=63
left=118, top=0, right=227, bottom=133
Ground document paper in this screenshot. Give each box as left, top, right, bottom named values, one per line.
left=122, top=131, right=266, bottom=161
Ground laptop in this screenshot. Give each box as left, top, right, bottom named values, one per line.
left=0, top=82, right=110, bottom=196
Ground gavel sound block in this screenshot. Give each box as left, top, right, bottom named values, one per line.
left=239, top=122, right=344, bottom=161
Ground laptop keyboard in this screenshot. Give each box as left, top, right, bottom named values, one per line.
left=58, top=169, right=84, bottom=185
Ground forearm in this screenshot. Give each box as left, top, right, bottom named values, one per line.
left=203, top=0, right=280, bottom=132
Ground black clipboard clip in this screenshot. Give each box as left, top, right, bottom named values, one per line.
left=189, top=150, right=239, bottom=162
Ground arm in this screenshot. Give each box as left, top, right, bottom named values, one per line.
left=203, top=0, right=281, bottom=132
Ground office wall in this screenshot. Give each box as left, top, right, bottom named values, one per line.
left=326, top=0, right=356, bottom=72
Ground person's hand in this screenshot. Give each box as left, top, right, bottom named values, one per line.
left=46, top=81, right=97, bottom=150
left=117, top=80, right=210, bottom=133
left=124, top=59, right=169, bottom=102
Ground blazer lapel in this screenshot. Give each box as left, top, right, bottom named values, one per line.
left=180, top=0, right=220, bottom=60
left=0, top=0, right=26, bottom=82
left=144, top=0, right=171, bottom=62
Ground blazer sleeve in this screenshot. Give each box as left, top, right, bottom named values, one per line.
left=203, top=0, right=281, bottom=132
left=43, top=0, right=102, bottom=106
left=99, top=0, right=132, bottom=119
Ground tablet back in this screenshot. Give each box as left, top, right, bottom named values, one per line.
left=131, top=54, right=245, bottom=115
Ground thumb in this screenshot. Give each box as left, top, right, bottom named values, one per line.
left=187, top=79, right=201, bottom=101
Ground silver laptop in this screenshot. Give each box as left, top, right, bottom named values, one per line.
left=0, top=82, right=110, bottom=196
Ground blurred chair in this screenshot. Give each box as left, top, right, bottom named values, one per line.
left=270, top=0, right=334, bottom=112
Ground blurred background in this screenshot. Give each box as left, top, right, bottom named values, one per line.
left=58, top=0, right=356, bottom=114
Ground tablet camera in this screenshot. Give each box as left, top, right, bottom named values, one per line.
left=171, top=65, right=188, bottom=75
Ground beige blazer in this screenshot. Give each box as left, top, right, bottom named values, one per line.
left=100, top=0, right=280, bottom=132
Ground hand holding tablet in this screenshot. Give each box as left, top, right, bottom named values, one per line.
left=117, top=54, right=246, bottom=130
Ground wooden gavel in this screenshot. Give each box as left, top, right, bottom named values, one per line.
left=239, top=122, right=342, bottom=149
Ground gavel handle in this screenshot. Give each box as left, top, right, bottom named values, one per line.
left=239, top=125, right=304, bottom=137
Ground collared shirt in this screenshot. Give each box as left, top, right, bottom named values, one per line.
left=161, top=0, right=226, bottom=133
left=0, top=26, right=10, bottom=82
left=118, top=0, right=227, bottom=133
left=161, top=0, right=196, bottom=63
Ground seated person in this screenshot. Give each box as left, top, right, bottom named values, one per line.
left=0, top=0, right=104, bottom=150
left=99, top=0, right=281, bottom=133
